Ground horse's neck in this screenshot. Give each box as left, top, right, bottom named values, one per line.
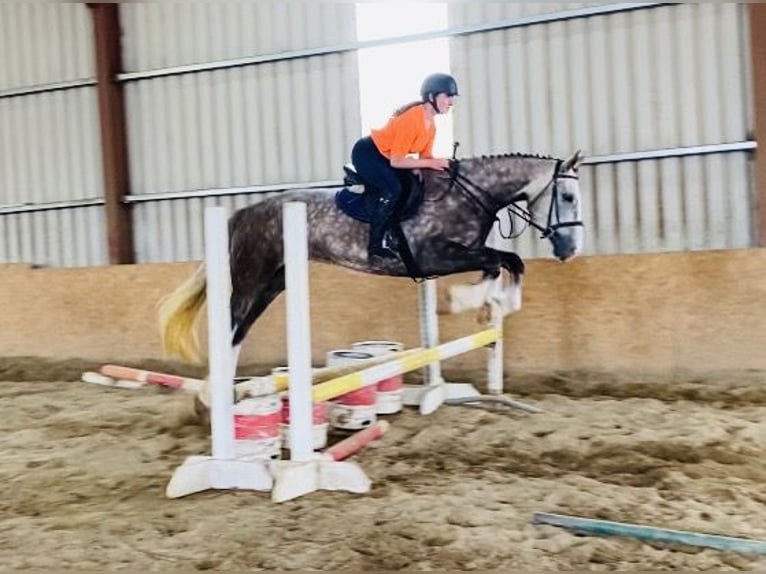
left=418, top=155, right=555, bottom=208
left=468, top=155, right=556, bottom=205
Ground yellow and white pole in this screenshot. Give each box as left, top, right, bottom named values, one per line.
left=312, top=328, right=501, bottom=403
left=269, top=348, right=423, bottom=392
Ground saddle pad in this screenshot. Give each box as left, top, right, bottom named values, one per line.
left=335, top=187, right=374, bottom=223
left=335, top=179, right=425, bottom=224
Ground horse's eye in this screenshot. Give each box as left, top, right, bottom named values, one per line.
left=562, top=192, right=575, bottom=203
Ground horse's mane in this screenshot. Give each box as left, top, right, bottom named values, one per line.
left=462, top=152, right=556, bottom=162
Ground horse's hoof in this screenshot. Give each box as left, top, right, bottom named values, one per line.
left=477, top=303, right=491, bottom=324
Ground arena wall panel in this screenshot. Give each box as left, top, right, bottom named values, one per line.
left=1, top=249, right=763, bottom=380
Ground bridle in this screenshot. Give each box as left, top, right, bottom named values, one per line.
left=447, top=158, right=583, bottom=240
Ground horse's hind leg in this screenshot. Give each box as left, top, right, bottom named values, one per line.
left=438, top=249, right=525, bottom=317
left=442, top=269, right=500, bottom=314
left=231, top=266, right=286, bottom=347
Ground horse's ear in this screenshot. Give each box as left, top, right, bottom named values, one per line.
left=562, top=149, right=584, bottom=172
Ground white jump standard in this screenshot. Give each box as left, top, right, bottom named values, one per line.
left=409, top=277, right=540, bottom=415
left=165, top=203, right=538, bottom=502
left=270, top=201, right=373, bottom=503
left=165, top=207, right=273, bottom=499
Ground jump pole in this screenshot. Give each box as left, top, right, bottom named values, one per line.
left=99, top=364, right=204, bottom=392
left=533, top=512, right=766, bottom=556
left=165, top=206, right=272, bottom=499
left=312, top=329, right=501, bottom=405
left=270, top=201, right=372, bottom=503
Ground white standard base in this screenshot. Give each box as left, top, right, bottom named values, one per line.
left=165, top=455, right=273, bottom=499
left=402, top=382, right=481, bottom=416
left=270, top=456, right=372, bottom=503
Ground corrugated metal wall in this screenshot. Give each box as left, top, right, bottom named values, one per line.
left=119, top=3, right=360, bottom=262
left=451, top=3, right=753, bottom=257
left=0, top=3, right=757, bottom=267
left=0, top=3, right=106, bottom=267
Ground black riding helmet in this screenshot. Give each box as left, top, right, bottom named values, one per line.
left=420, top=73, right=458, bottom=112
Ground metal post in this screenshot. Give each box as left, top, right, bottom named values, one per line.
left=749, top=4, right=766, bottom=247
left=88, top=3, right=134, bottom=263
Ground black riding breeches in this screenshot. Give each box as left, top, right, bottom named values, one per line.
left=351, top=136, right=403, bottom=204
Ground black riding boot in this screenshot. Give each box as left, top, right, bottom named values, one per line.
left=368, top=197, right=399, bottom=260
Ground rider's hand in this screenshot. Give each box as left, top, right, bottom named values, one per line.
left=426, top=158, right=450, bottom=171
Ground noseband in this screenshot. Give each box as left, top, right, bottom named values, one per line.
left=447, top=159, right=583, bottom=240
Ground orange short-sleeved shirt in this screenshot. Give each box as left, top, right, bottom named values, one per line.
left=370, top=104, right=435, bottom=160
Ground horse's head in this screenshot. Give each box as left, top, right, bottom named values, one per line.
left=525, top=150, right=584, bottom=261
left=437, top=150, right=584, bottom=262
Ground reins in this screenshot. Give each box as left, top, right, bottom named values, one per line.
left=390, top=152, right=583, bottom=284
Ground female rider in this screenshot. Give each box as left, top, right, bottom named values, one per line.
left=350, top=72, right=458, bottom=259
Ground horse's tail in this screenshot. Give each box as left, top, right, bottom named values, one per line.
left=158, top=264, right=208, bottom=363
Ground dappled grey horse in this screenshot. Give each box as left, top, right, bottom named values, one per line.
left=160, top=151, right=584, bottom=361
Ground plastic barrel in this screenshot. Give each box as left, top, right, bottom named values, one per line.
left=325, top=350, right=377, bottom=430
left=271, top=366, right=329, bottom=451
left=280, top=394, right=329, bottom=450
left=351, top=340, right=405, bottom=414
left=233, top=395, right=282, bottom=459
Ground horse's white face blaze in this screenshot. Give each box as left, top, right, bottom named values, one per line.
left=527, top=150, right=584, bottom=261
left=551, top=169, right=583, bottom=260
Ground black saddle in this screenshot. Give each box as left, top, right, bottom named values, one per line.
left=335, top=165, right=425, bottom=224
